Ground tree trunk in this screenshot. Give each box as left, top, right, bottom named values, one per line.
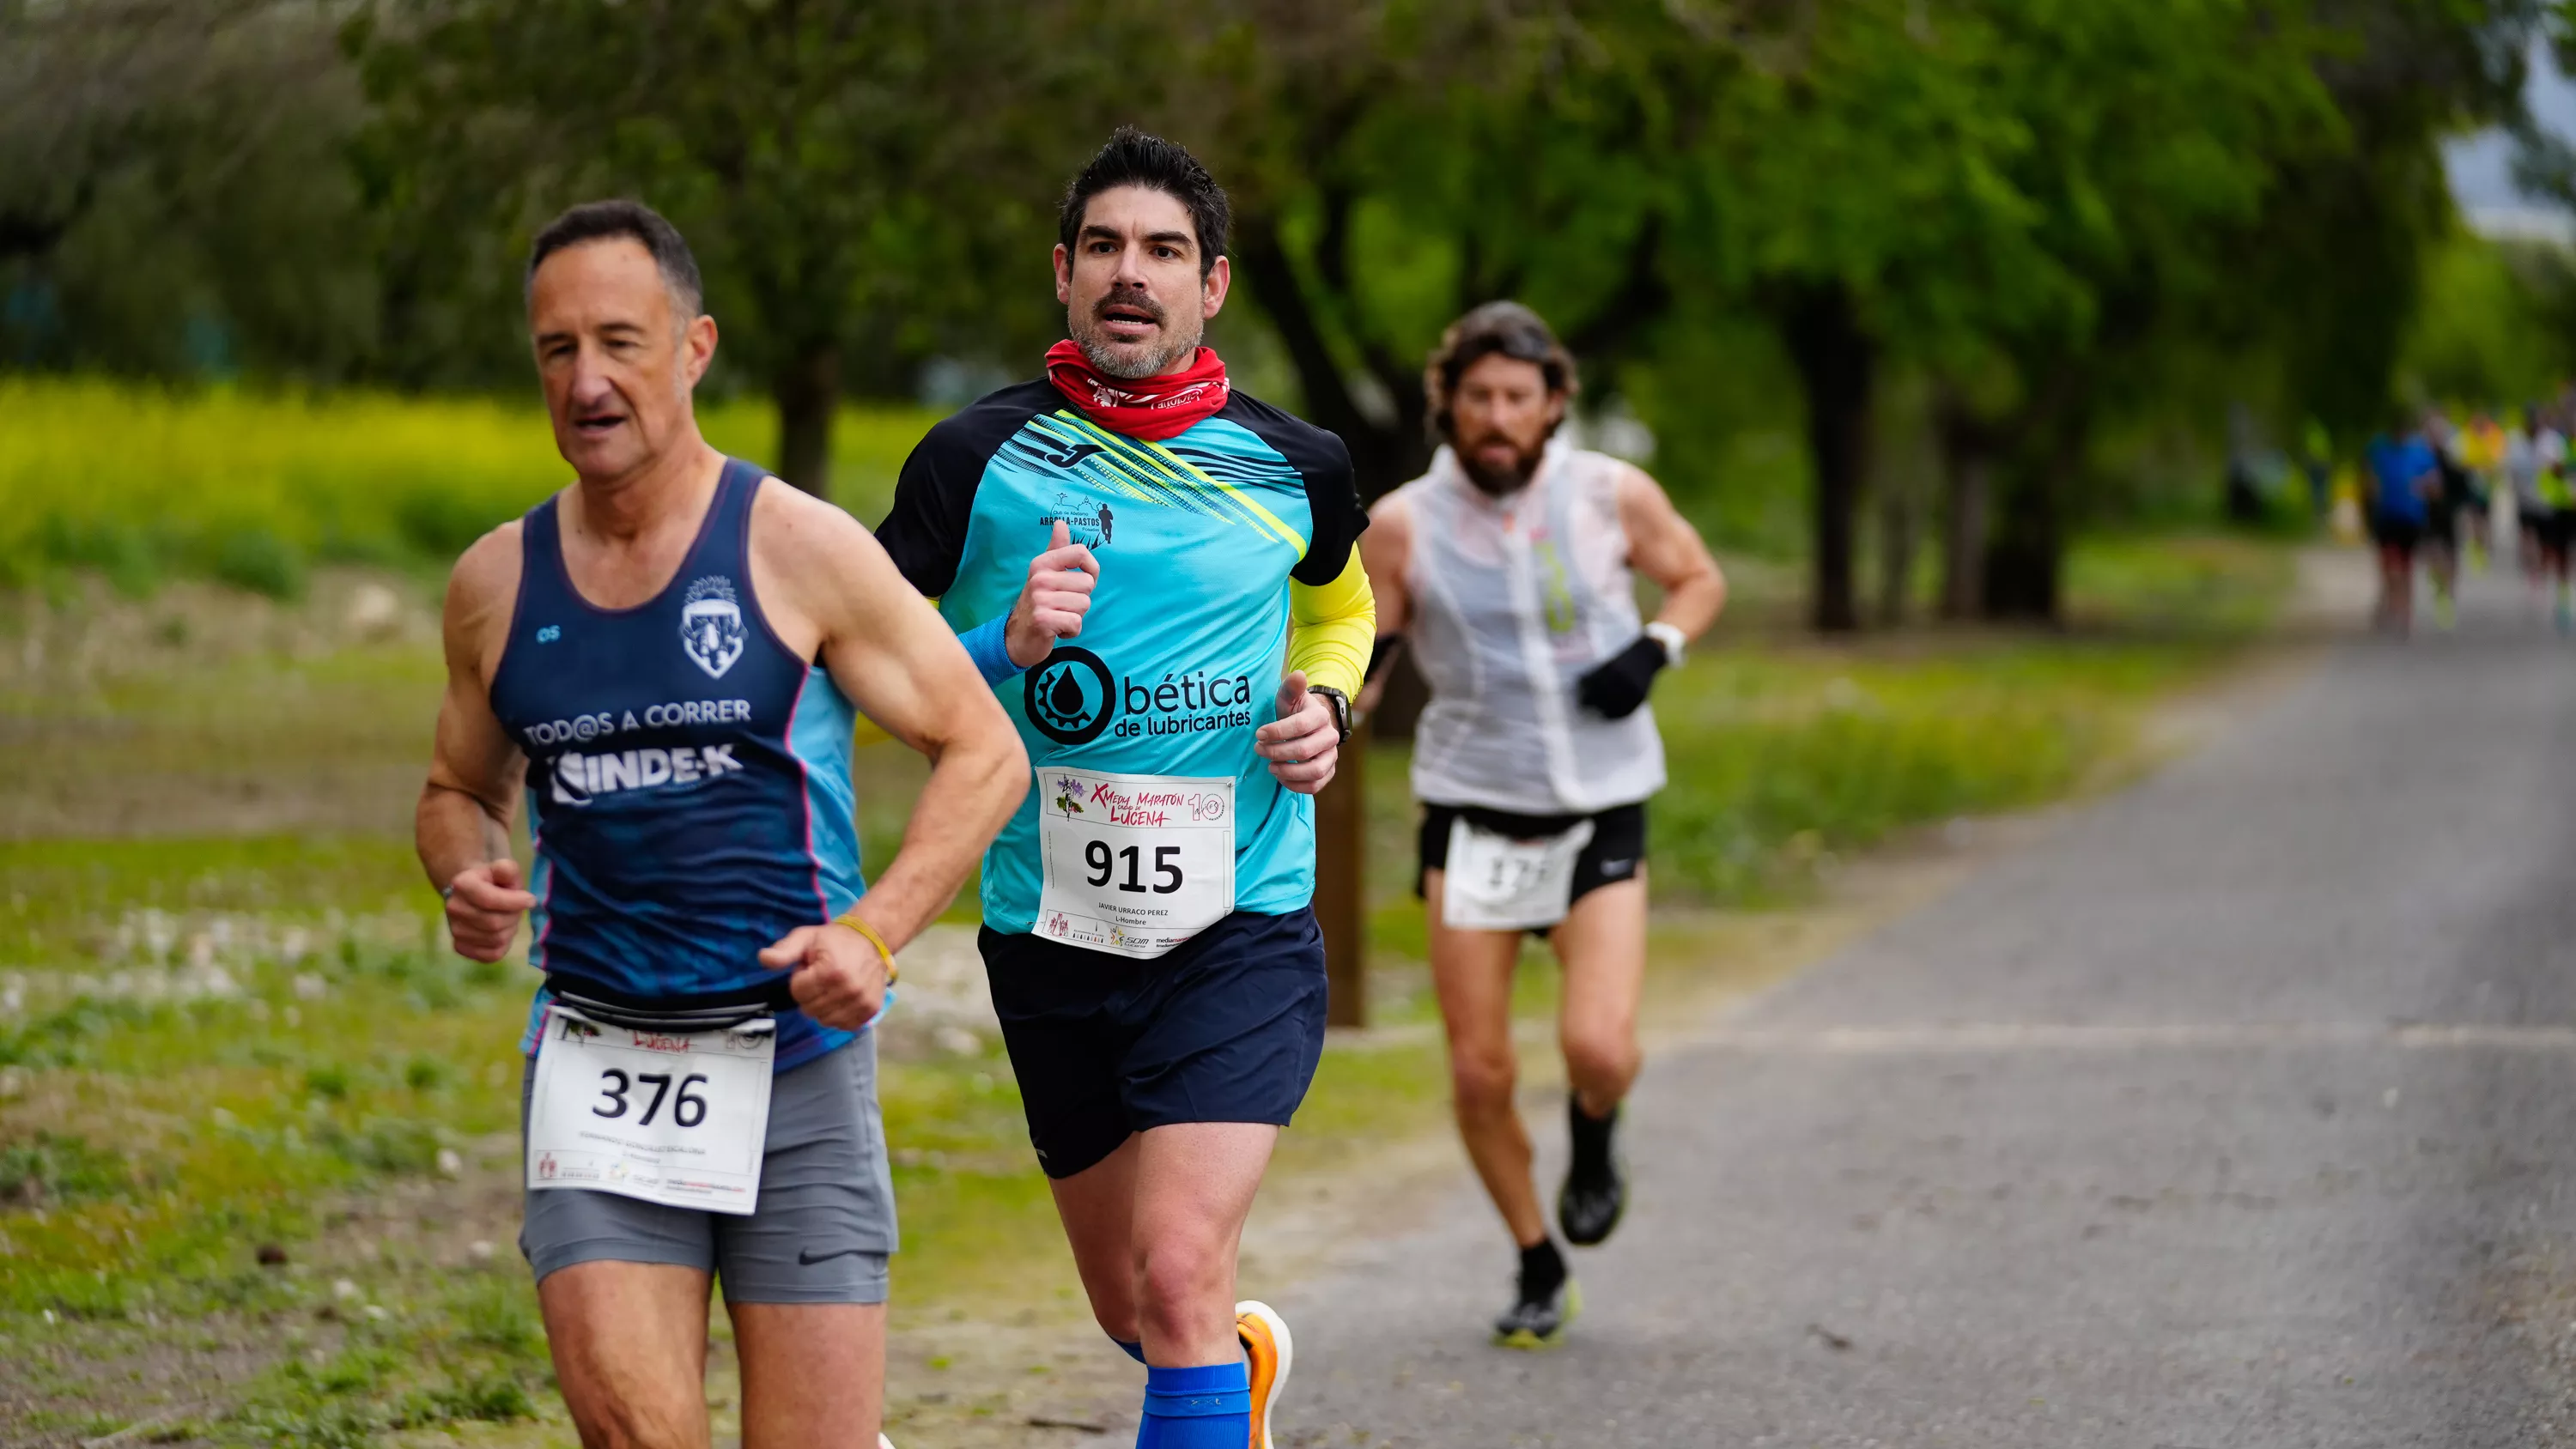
left=1777, top=282, right=1875, bottom=633
left=1234, top=214, right=1413, bottom=500
left=1936, top=395, right=1993, bottom=621
left=1875, top=446, right=1923, bottom=627
left=1981, top=415, right=2082, bottom=622
left=772, top=342, right=841, bottom=497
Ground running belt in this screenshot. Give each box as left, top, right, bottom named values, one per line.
left=543, top=973, right=793, bottom=1033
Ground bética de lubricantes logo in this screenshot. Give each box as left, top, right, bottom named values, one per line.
left=1023, top=646, right=1258, bottom=748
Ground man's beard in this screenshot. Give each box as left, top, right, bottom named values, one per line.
left=1455, top=429, right=1552, bottom=496
left=1072, top=293, right=1202, bottom=379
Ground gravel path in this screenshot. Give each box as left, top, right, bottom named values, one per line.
left=1267, top=560, right=2576, bottom=1447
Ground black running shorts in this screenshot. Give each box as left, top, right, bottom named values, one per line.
left=1416, top=799, right=1649, bottom=932
left=981, top=909, right=1329, bottom=1180
left=2369, top=512, right=2424, bottom=553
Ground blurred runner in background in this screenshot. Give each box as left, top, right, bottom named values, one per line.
left=2301, top=417, right=2336, bottom=519
left=2365, top=415, right=2438, bottom=634
left=2533, top=408, right=2574, bottom=633
left=1360, top=303, right=1724, bottom=1349
left=2421, top=408, right=2464, bottom=627
left=2507, top=406, right=2547, bottom=589
left=2456, top=409, right=2504, bottom=567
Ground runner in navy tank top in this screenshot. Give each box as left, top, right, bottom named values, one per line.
left=416, top=201, right=1024, bottom=1449
left=492, top=457, right=863, bottom=1070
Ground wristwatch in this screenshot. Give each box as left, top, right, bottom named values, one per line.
left=1643, top=621, right=1688, bottom=667
left=1309, top=685, right=1353, bottom=745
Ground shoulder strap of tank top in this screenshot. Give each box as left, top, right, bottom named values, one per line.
left=519, top=492, right=567, bottom=591
left=702, top=457, right=762, bottom=576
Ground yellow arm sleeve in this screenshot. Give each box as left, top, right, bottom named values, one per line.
left=1286, top=545, right=1376, bottom=700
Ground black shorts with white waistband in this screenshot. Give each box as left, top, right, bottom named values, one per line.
left=1416, top=800, right=1649, bottom=931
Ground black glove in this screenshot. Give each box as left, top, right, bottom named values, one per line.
left=1575, top=635, right=1668, bottom=719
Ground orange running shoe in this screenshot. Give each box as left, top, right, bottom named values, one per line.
left=1236, top=1299, right=1294, bottom=1449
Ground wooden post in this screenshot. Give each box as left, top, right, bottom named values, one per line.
left=1315, top=717, right=1370, bottom=1027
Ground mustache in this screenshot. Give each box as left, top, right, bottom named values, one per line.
left=1094, top=292, right=1168, bottom=324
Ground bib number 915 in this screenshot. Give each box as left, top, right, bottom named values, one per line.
left=1085, top=842, right=1185, bottom=894
left=591, top=1069, right=712, bottom=1128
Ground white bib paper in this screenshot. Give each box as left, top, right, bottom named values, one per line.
left=1035, top=767, right=1236, bottom=959
left=1442, top=816, right=1596, bottom=931
left=526, top=1003, right=775, bottom=1215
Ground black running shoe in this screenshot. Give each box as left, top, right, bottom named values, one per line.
left=1559, top=1099, right=1627, bottom=1246
left=1492, top=1269, right=1581, bottom=1349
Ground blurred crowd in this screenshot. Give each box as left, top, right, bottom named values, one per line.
left=2339, top=392, right=2576, bottom=634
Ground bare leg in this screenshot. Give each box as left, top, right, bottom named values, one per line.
left=538, top=1261, right=714, bottom=1449
left=1551, top=876, right=1649, bottom=1118
left=1130, top=1121, right=1279, bottom=1366
left=1425, top=868, right=1549, bottom=1248
left=1046, top=1133, right=1144, bottom=1343
left=730, top=1301, right=886, bottom=1449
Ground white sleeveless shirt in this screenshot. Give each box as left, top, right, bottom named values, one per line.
left=1393, top=440, right=1668, bottom=815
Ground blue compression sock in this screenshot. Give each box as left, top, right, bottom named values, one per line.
left=1135, top=1361, right=1249, bottom=1448
left=1113, top=1337, right=1146, bottom=1364
left=957, top=615, right=1022, bottom=685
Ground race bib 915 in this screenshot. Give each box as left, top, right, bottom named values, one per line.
left=1035, top=767, right=1236, bottom=959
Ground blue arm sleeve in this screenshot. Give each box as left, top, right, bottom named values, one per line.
left=959, top=615, right=1022, bottom=685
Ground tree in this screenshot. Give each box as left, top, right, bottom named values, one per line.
left=0, top=0, right=381, bottom=379
left=1175, top=0, right=1711, bottom=501
left=349, top=0, right=1082, bottom=496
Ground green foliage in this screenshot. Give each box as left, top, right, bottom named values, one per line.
left=0, top=379, right=939, bottom=590
left=2401, top=233, right=2576, bottom=409
left=210, top=528, right=307, bottom=600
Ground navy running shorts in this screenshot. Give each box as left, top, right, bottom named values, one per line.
left=517, top=1034, right=896, bottom=1304
left=981, top=908, right=1330, bottom=1179
left=2369, top=512, right=2424, bottom=553
left=1416, top=799, right=1649, bottom=934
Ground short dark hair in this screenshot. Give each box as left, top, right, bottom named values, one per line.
left=1059, top=129, right=1230, bottom=276
left=525, top=199, right=705, bottom=318
left=1425, top=301, right=1577, bottom=439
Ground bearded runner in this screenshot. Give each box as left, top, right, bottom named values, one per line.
left=877, top=130, right=1371, bottom=1449
left=1362, top=302, right=1724, bottom=1350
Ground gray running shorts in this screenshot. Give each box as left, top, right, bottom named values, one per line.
left=517, top=1032, right=896, bottom=1304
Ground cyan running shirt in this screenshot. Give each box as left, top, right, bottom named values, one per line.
left=489, top=459, right=866, bottom=1070
left=877, top=379, right=1364, bottom=936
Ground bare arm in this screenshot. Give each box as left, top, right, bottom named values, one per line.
left=417, top=525, right=538, bottom=962
left=1355, top=493, right=1414, bottom=716
left=1617, top=465, right=1726, bottom=641
left=750, top=485, right=1028, bottom=1028
left=811, top=520, right=1028, bottom=949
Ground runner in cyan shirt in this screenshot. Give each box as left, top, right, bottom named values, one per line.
left=877, top=130, right=1372, bottom=1449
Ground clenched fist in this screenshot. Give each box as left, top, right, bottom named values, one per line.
left=757, top=919, right=893, bottom=1032
left=1005, top=519, right=1100, bottom=668
left=1255, top=670, right=1340, bottom=795
left=446, top=858, right=535, bottom=962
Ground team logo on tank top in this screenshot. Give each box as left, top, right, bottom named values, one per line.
left=679, top=576, right=747, bottom=680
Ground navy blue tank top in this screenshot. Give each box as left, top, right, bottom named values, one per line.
left=490, top=459, right=866, bottom=1070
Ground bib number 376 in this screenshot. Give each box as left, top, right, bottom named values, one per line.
left=1036, top=767, right=1235, bottom=959
left=526, top=1005, right=775, bottom=1215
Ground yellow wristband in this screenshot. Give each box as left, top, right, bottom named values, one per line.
left=831, top=910, right=900, bottom=985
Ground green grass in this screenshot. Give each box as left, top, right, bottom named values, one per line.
left=0, top=378, right=939, bottom=595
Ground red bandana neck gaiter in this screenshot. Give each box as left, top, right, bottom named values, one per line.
left=1044, top=340, right=1230, bottom=441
